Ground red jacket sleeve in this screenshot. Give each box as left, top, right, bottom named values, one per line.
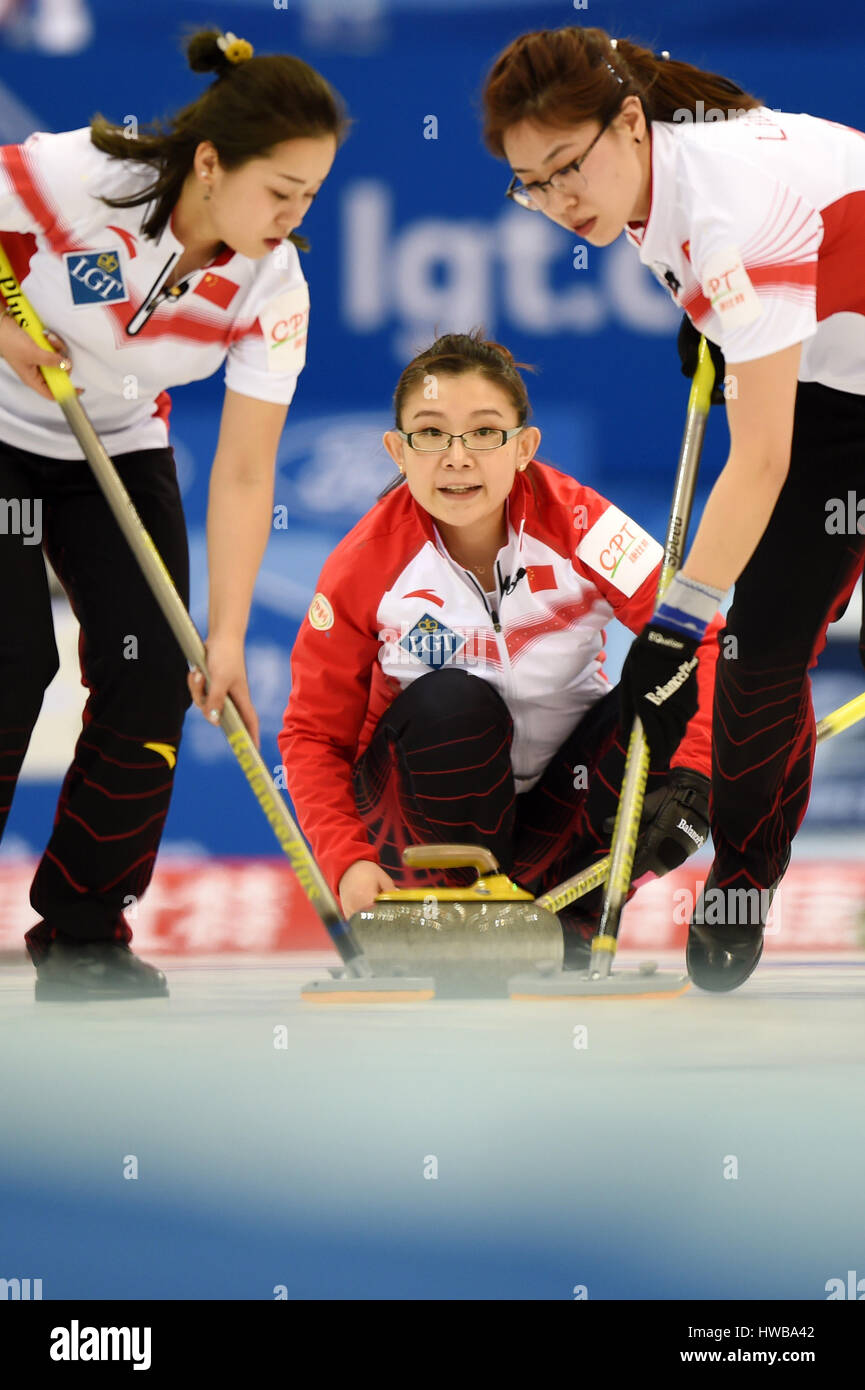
left=277, top=549, right=382, bottom=896
left=571, top=491, right=720, bottom=778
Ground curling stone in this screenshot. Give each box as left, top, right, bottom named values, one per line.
left=348, top=844, right=564, bottom=999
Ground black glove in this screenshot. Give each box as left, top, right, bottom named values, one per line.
left=604, top=766, right=710, bottom=879
left=619, top=621, right=700, bottom=770
left=677, top=313, right=727, bottom=405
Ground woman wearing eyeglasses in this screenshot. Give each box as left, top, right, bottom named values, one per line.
left=480, top=26, right=865, bottom=990
left=279, top=331, right=722, bottom=967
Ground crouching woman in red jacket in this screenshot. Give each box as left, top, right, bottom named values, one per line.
left=279, top=331, right=722, bottom=967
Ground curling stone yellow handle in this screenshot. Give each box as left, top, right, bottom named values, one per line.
left=401, top=843, right=500, bottom=874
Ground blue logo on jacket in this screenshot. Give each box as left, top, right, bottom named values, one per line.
left=401, top=613, right=465, bottom=669
left=65, top=249, right=128, bottom=306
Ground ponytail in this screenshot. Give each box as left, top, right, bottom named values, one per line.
left=89, top=26, right=351, bottom=248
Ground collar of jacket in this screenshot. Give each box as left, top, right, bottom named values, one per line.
left=125, top=210, right=238, bottom=336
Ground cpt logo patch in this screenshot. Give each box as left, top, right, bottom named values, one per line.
left=700, top=245, right=762, bottom=332
left=401, top=613, right=465, bottom=669
left=258, top=282, right=309, bottom=374
left=64, top=249, right=129, bottom=306
left=576, top=506, right=663, bottom=598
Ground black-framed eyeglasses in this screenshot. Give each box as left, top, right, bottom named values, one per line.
left=506, top=113, right=615, bottom=211
left=397, top=426, right=525, bottom=453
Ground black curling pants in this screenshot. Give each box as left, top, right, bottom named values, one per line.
left=709, top=380, right=865, bottom=899
left=0, top=437, right=192, bottom=959
left=351, top=668, right=670, bottom=917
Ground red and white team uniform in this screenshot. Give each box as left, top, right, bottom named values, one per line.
left=280, top=463, right=722, bottom=891
left=627, top=107, right=865, bottom=390
left=0, top=127, right=309, bottom=457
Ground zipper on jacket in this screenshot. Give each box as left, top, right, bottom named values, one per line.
left=462, top=565, right=516, bottom=690
left=463, top=569, right=501, bottom=632
left=491, top=562, right=516, bottom=705
left=451, top=552, right=515, bottom=704
left=125, top=252, right=184, bottom=337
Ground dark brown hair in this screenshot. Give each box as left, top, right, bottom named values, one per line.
left=380, top=328, right=538, bottom=498
left=89, top=28, right=352, bottom=250
left=481, top=25, right=763, bottom=157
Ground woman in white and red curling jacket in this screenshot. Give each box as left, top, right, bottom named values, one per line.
left=279, top=331, right=723, bottom=969
left=0, top=27, right=349, bottom=1000
left=480, top=25, right=865, bottom=988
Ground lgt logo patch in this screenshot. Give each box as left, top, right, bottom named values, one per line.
left=400, top=613, right=465, bottom=669
left=65, top=248, right=128, bottom=306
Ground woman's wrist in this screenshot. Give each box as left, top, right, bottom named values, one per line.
left=654, top=572, right=727, bottom=643
left=205, top=620, right=248, bottom=644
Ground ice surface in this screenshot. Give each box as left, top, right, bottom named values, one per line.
left=1, top=949, right=863, bottom=1299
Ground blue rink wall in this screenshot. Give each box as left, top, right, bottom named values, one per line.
left=2, top=0, right=865, bottom=857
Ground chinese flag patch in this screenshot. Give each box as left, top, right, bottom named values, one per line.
left=526, top=564, right=556, bottom=593
left=193, top=273, right=239, bottom=309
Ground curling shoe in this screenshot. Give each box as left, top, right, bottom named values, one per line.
left=34, top=938, right=169, bottom=1002
left=686, top=849, right=790, bottom=993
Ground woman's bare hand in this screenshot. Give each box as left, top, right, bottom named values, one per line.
left=0, top=317, right=81, bottom=399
